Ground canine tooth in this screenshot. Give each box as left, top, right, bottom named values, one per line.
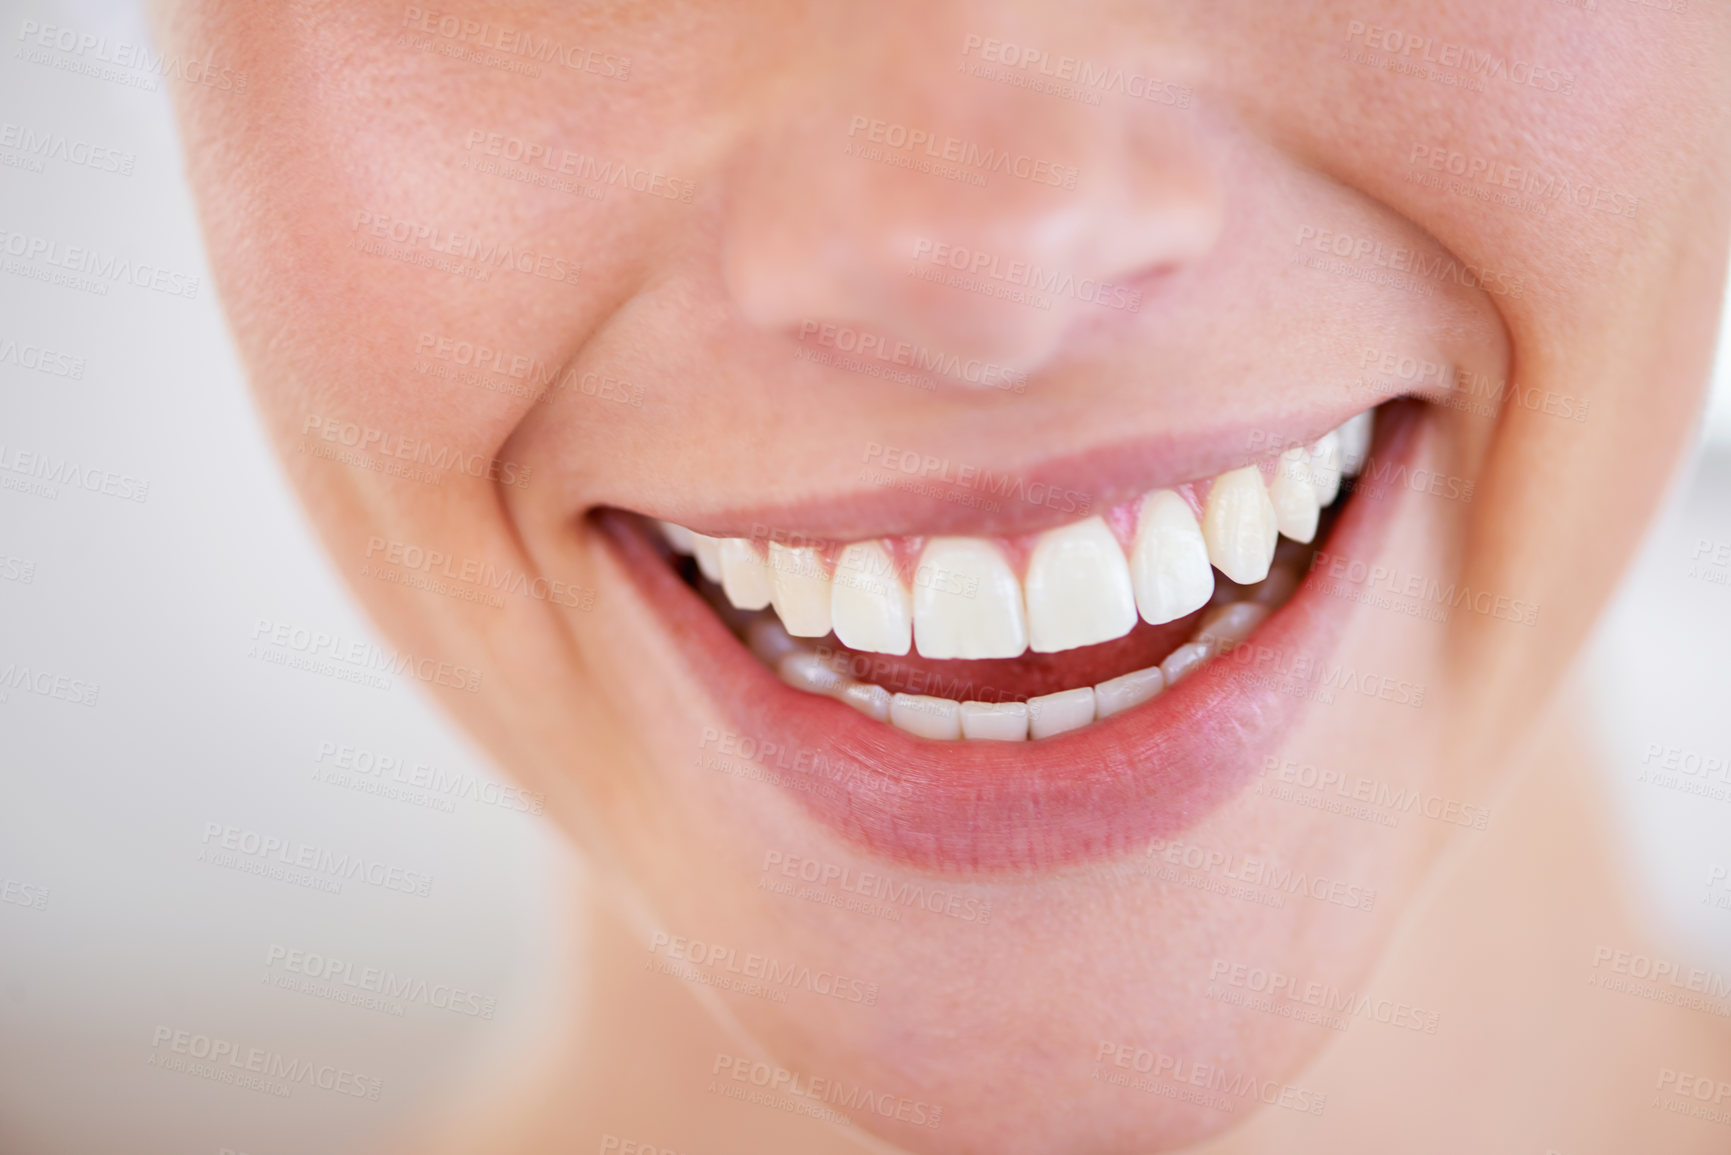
left=1202, top=467, right=1278, bottom=584
left=1161, top=641, right=1210, bottom=687
left=1268, top=448, right=1320, bottom=544
left=1094, top=666, right=1164, bottom=719
left=747, top=617, right=802, bottom=665
left=1024, top=516, right=1138, bottom=652
left=1337, top=410, right=1374, bottom=476
left=890, top=693, right=962, bottom=740
left=841, top=682, right=891, bottom=721
left=1310, top=432, right=1343, bottom=507
left=718, top=538, right=773, bottom=609
left=777, top=652, right=847, bottom=696
left=959, top=700, right=1029, bottom=741
left=691, top=534, right=724, bottom=583
left=768, top=543, right=833, bottom=637
left=912, top=538, right=1028, bottom=660
left=830, top=541, right=912, bottom=655
left=1196, top=602, right=1269, bottom=654
left=1130, top=490, right=1215, bottom=625
left=1028, top=687, right=1096, bottom=738
left=657, top=520, right=696, bottom=554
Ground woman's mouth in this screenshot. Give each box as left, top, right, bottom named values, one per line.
left=597, top=401, right=1421, bottom=873
left=655, top=409, right=1372, bottom=742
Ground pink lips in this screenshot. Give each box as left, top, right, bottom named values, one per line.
left=597, top=403, right=1421, bottom=874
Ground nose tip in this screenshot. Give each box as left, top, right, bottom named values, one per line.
left=722, top=69, right=1223, bottom=377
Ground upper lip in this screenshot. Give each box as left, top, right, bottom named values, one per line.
left=641, top=398, right=1410, bottom=543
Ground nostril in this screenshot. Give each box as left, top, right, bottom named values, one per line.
left=722, top=85, right=1225, bottom=378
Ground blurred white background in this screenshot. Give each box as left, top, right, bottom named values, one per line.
left=2, top=1, right=1730, bottom=1152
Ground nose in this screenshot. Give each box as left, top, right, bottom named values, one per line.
left=721, top=6, right=1223, bottom=376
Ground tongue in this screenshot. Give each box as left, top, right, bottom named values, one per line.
left=810, top=614, right=1203, bottom=704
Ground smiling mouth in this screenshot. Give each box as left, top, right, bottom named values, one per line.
left=597, top=400, right=1418, bottom=872
left=653, top=409, right=1372, bottom=742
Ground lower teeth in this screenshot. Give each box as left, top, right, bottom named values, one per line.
left=695, top=535, right=1319, bottom=742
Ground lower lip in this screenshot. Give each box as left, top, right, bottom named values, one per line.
left=598, top=403, right=1425, bottom=874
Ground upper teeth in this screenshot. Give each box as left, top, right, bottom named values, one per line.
left=659, top=411, right=1372, bottom=659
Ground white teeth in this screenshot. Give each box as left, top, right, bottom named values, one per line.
left=1310, top=432, right=1343, bottom=507
left=1160, top=641, right=1210, bottom=687
left=1027, top=686, right=1096, bottom=739
left=1023, top=516, right=1138, bottom=653
left=777, top=651, right=847, bottom=696
left=768, top=543, right=833, bottom=637
left=718, top=538, right=774, bottom=610
left=889, top=692, right=962, bottom=740
left=658, top=520, right=696, bottom=554
left=1093, top=666, right=1164, bottom=719
left=1130, top=490, right=1215, bottom=625
left=1268, top=448, right=1320, bottom=544
left=674, top=408, right=1379, bottom=739
left=1201, top=467, right=1279, bottom=585
left=691, top=533, right=724, bottom=583
left=841, top=681, right=891, bottom=721
left=830, top=541, right=912, bottom=655
left=1337, top=410, right=1374, bottom=477
left=1195, top=602, right=1269, bottom=655
left=911, top=538, right=1028, bottom=660
left=959, top=700, right=1029, bottom=741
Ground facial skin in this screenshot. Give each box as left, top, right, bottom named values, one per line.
left=155, top=1, right=1729, bottom=1151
